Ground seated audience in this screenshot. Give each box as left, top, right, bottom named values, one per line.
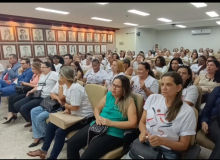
left=164, top=50, right=173, bottom=60
left=63, top=54, right=73, bottom=66
left=3, top=62, right=41, bottom=124
left=198, top=48, right=203, bottom=56
left=53, top=55, right=63, bottom=73
left=124, top=72, right=196, bottom=159
left=168, top=58, right=183, bottom=72
left=105, top=60, right=125, bottom=90
left=131, top=51, right=135, bottom=58
left=185, top=49, right=191, bottom=58
left=194, top=60, right=220, bottom=103
left=131, top=53, right=145, bottom=70
left=112, top=53, right=120, bottom=60
left=203, top=50, right=209, bottom=58
left=119, top=51, right=125, bottom=60
left=198, top=56, right=207, bottom=75
left=67, top=75, right=137, bottom=159
left=200, top=86, right=220, bottom=159
left=191, top=56, right=205, bottom=75
left=27, top=66, right=94, bottom=159
left=180, top=51, right=188, bottom=62
left=155, top=56, right=168, bottom=74
left=177, top=66, right=199, bottom=107
left=94, top=55, right=105, bottom=70
left=131, top=62, right=159, bottom=101
left=123, top=58, right=133, bottom=76
left=13, top=62, right=58, bottom=127
left=173, top=52, right=180, bottom=59
left=145, top=59, right=160, bottom=80
left=0, top=58, right=33, bottom=97
left=83, top=59, right=107, bottom=85
left=189, top=49, right=198, bottom=64
left=82, top=56, right=92, bottom=71
left=1, top=54, right=20, bottom=81
left=33, top=58, right=43, bottom=63
left=79, top=53, right=86, bottom=65
left=105, top=54, right=114, bottom=73
left=145, top=50, right=154, bottom=58
left=71, top=61, right=84, bottom=81
left=209, top=49, right=214, bottom=55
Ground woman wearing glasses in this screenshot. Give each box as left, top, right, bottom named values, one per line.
left=131, top=62, right=159, bottom=101
left=13, top=62, right=58, bottom=128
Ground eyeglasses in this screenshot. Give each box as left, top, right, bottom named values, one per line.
left=111, top=83, right=122, bottom=89
left=41, top=67, right=48, bottom=68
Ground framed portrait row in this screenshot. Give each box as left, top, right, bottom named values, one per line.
left=0, top=44, right=107, bottom=60
left=0, top=25, right=114, bottom=43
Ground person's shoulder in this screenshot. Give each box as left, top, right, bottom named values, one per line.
left=51, top=71, right=59, bottom=76
left=181, top=101, right=195, bottom=115
left=187, top=84, right=198, bottom=92
left=131, top=75, right=138, bottom=80
left=100, top=69, right=107, bottom=74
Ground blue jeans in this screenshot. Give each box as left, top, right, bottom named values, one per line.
left=31, top=106, right=49, bottom=139
left=0, top=79, right=16, bottom=97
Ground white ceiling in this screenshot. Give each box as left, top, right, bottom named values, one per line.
left=0, top=3, right=220, bottom=30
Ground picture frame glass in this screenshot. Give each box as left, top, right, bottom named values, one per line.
left=17, top=27, right=30, bottom=41
left=86, top=33, right=93, bottom=42
left=19, top=45, right=32, bottom=57
left=34, top=45, right=46, bottom=57
left=94, top=45, right=100, bottom=54
left=59, top=45, right=68, bottom=55
left=94, top=33, right=100, bottom=42
left=78, top=45, right=86, bottom=54
left=101, top=34, right=107, bottom=42
left=0, top=26, right=15, bottom=41
left=68, top=31, right=77, bottom=42
left=101, top=45, right=107, bottom=54
left=45, top=29, right=56, bottom=41
left=87, top=45, right=93, bottom=53
left=2, top=45, right=17, bottom=58
left=32, top=29, right=44, bottom=41
left=58, top=31, right=66, bottom=41
left=78, top=32, right=85, bottom=42
left=47, top=45, right=57, bottom=56
left=69, top=45, right=77, bottom=55
left=108, top=34, right=113, bottom=42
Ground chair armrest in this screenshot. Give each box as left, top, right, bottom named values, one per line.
left=181, top=144, right=201, bottom=159
left=123, top=128, right=140, bottom=154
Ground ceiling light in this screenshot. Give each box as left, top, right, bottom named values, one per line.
left=176, top=25, right=186, bottom=28
left=97, top=3, right=108, bottom=5
left=124, top=23, right=138, bottom=26
left=157, top=18, right=172, bottom=22
left=191, top=3, right=207, bottom=8
left=91, top=17, right=112, bottom=22
left=35, top=7, right=69, bottom=15
left=206, top=11, right=219, bottom=17
left=216, top=21, right=220, bottom=25
left=127, top=9, right=150, bottom=16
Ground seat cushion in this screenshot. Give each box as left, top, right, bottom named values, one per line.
left=46, top=118, right=49, bottom=124
left=66, top=130, right=79, bottom=139
left=196, top=130, right=215, bottom=150
left=101, top=147, right=123, bottom=159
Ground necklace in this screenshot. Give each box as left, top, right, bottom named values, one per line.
left=205, top=74, right=212, bottom=81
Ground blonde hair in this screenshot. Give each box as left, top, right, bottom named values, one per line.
left=113, top=59, right=125, bottom=73
left=60, top=66, right=77, bottom=83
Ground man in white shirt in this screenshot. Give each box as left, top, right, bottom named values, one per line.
left=53, top=55, right=62, bottom=73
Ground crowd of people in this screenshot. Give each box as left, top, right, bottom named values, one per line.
left=0, top=44, right=219, bottom=159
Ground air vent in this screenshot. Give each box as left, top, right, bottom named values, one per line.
left=119, top=42, right=124, bottom=45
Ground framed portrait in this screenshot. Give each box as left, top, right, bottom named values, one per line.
left=67, top=31, right=77, bottom=42
left=31, top=28, right=45, bottom=42
left=18, top=44, right=33, bottom=58
left=108, top=34, right=113, bottom=43
left=94, top=45, right=101, bottom=54
left=94, top=33, right=100, bottom=43
left=1, top=44, right=17, bottom=60
left=57, top=30, right=67, bottom=42
left=77, top=32, right=85, bottom=42
left=86, top=45, right=94, bottom=54
left=86, top=32, right=93, bottom=43
left=101, top=33, right=107, bottom=43
left=101, top=44, right=107, bottom=54
left=58, top=44, right=68, bottom=56
left=0, top=26, right=16, bottom=42
left=46, top=44, right=57, bottom=56
left=45, top=29, right=56, bottom=42
left=33, top=44, right=46, bottom=57
left=69, top=44, right=78, bottom=55
left=78, top=45, right=86, bottom=54
left=16, top=27, right=31, bottom=42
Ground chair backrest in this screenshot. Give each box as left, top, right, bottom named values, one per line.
left=85, top=84, right=108, bottom=110
left=131, top=92, right=144, bottom=122
left=77, top=80, right=84, bottom=87
left=155, top=71, right=162, bottom=80
left=195, top=86, right=202, bottom=112
left=157, top=80, right=161, bottom=94
left=126, top=75, right=132, bottom=80
left=189, top=107, right=198, bottom=146
left=165, top=59, right=170, bottom=65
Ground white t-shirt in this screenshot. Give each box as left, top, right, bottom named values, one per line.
left=155, top=66, right=168, bottom=74
left=182, top=85, right=199, bottom=106
left=105, top=71, right=125, bottom=90
left=37, top=71, right=59, bottom=98
left=164, top=56, right=173, bottom=60
left=102, top=59, right=107, bottom=66
left=144, top=94, right=196, bottom=149
left=119, top=57, right=124, bottom=60
left=132, top=61, right=139, bottom=70
left=82, top=64, right=92, bottom=71
left=63, top=83, right=93, bottom=117
left=190, top=64, right=202, bottom=74
left=81, top=59, right=87, bottom=65
left=100, top=64, right=105, bottom=70
left=51, top=81, right=67, bottom=94
left=199, top=68, right=207, bottom=75
left=84, top=68, right=107, bottom=84
left=54, top=63, right=62, bottom=74
left=105, top=63, right=112, bottom=73
left=180, top=56, right=188, bottom=62
left=131, top=75, right=159, bottom=100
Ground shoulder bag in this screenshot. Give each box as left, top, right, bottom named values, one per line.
left=15, top=85, right=33, bottom=94
left=29, top=72, right=51, bottom=99
left=40, top=96, right=61, bottom=112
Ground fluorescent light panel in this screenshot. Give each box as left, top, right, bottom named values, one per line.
left=124, top=23, right=138, bottom=26
left=216, top=21, right=220, bottom=25
left=127, top=9, right=150, bottom=16
left=97, top=3, right=108, bottom=5
left=206, top=11, right=219, bottom=17
left=91, top=17, right=112, bottom=22
left=35, top=7, right=69, bottom=15
left=176, top=25, right=186, bottom=28
left=157, top=18, right=172, bottom=22
left=191, top=3, right=207, bottom=8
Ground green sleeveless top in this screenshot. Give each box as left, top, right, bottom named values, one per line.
left=90, top=91, right=128, bottom=138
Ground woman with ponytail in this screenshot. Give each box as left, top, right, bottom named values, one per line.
left=130, top=62, right=159, bottom=101
left=27, top=66, right=94, bottom=159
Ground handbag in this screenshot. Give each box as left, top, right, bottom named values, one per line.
left=40, top=96, right=61, bottom=112
left=129, top=138, right=162, bottom=159
left=15, top=85, right=33, bottom=94
left=87, top=122, right=108, bottom=145
left=29, top=73, right=51, bottom=99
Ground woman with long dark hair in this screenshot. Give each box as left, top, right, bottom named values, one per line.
left=197, top=56, right=207, bottom=75
left=71, top=61, right=84, bottom=81
left=168, top=58, right=183, bottom=72
left=124, top=72, right=196, bottom=159
left=131, top=62, right=159, bottom=101
left=190, top=49, right=198, bottom=64
left=177, top=66, right=199, bottom=107
left=155, top=56, right=168, bottom=74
